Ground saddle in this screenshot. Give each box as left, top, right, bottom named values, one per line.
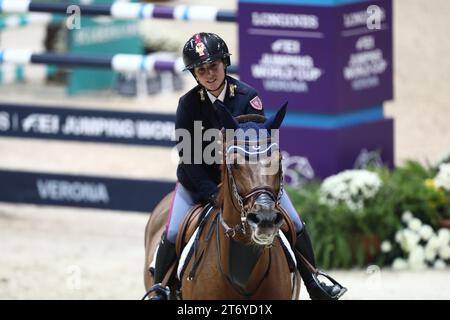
left=175, top=203, right=213, bottom=257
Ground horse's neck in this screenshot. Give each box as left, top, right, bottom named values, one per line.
left=217, top=179, right=272, bottom=295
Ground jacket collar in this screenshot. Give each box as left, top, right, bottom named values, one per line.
left=207, top=80, right=227, bottom=104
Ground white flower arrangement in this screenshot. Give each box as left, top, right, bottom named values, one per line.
left=434, top=163, right=450, bottom=192
left=419, top=225, right=434, bottom=241
left=381, top=241, right=392, bottom=253
left=319, top=169, right=382, bottom=211
left=408, top=218, right=422, bottom=232
left=384, top=211, right=450, bottom=270
left=408, top=246, right=426, bottom=271
left=437, top=229, right=450, bottom=245
left=424, top=243, right=437, bottom=262
left=396, top=229, right=420, bottom=253
left=434, top=259, right=447, bottom=270
left=439, top=246, right=450, bottom=260
left=392, top=258, right=407, bottom=271
left=401, top=211, right=413, bottom=223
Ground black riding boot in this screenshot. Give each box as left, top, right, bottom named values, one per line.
left=295, top=227, right=346, bottom=300
left=149, top=233, right=177, bottom=300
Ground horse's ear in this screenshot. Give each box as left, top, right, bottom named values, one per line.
left=265, top=102, right=288, bottom=130
left=214, top=100, right=239, bottom=130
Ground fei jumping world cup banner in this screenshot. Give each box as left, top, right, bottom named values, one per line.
left=0, top=103, right=176, bottom=147
left=239, top=0, right=393, bottom=114
left=0, top=103, right=176, bottom=212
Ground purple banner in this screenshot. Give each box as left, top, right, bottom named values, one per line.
left=238, top=0, right=393, bottom=114
left=280, top=118, right=394, bottom=179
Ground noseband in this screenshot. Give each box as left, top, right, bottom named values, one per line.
left=219, top=138, right=284, bottom=238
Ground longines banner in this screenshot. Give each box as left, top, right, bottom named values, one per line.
left=0, top=169, right=175, bottom=212
left=238, top=0, right=393, bottom=113
left=0, top=103, right=176, bottom=147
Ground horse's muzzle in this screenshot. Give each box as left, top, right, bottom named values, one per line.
left=246, top=194, right=284, bottom=246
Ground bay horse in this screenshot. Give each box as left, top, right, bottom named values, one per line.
left=143, top=102, right=301, bottom=299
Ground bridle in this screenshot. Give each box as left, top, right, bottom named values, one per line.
left=215, top=136, right=285, bottom=298
left=219, top=137, right=284, bottom=238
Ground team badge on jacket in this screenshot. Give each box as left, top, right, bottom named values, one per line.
left=250, top=96, right=263, bottom=110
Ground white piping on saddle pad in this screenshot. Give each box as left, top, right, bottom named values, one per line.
left=149, top=243, right=158, bottom=271
left=226, top=143, right=278, bottom=156
left=176, top=206, right=214, bottom=279
left=278, top=231, right=297, bottom=269
left=176, top=228, right=199, bottom=279
left=150, top=207, right=214, bottom=277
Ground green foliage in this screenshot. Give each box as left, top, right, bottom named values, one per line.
left=379, top=161, right=450, bottom=223
left=287, top=159, right=450, bottom=270
left=380, top=161, right=444, bottom=218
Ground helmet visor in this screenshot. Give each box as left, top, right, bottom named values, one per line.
left=183, top=53, right=231, bottom=71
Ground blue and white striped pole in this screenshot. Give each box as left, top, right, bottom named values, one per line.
left=0, top=13, right=64, bottom=30
left=0, top=49, right=239, bottom=74
left=0, top=0, right=237, bottom=22
left=0, top=49, right=184, bottom=73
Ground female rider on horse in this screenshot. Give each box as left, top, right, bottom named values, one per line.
left=150, top=32, right=345, bottom=300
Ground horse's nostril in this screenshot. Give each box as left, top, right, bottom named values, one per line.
left=247, top=213, right=260, bottom=225
left=274, top=214, right=284, bottom=226
left=258, top=213, right=283, bottom=228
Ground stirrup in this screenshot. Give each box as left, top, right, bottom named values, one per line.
left=141, top=283, right=170, bottom=300
left=312, top=270, right=347, bottom=300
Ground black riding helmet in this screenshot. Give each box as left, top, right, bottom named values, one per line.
left=182, top=32, right=231, bottom=76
